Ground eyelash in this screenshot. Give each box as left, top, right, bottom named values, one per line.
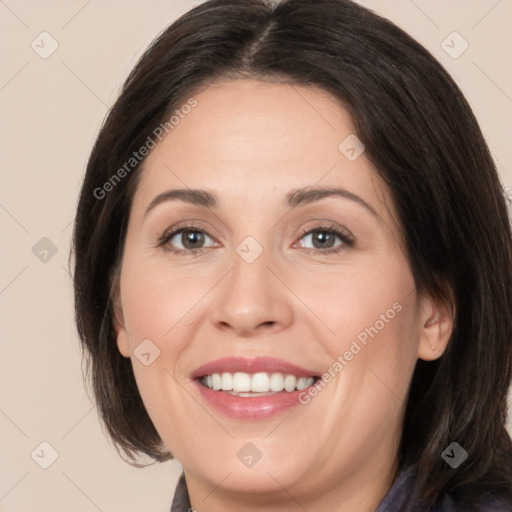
left=156, top=222, right=355, bottom=257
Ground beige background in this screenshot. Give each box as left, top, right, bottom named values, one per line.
left=1, top=1, right=511, bottom=511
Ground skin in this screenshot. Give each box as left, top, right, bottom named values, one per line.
left=115, top=79, right=454, bottom=512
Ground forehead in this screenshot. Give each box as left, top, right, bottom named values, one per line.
left=131, top=79, right=395, bottom=223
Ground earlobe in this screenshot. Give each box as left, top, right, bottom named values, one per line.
left=112, top=292, right=131, bottom=359
left=417, top=295, right=454, bottom=361
left=116, top=328, right=131, bottom=358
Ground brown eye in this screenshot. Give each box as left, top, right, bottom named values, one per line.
left=177, top=230, right=206, bottom=249
left=158, top=225, right=217, bottom=256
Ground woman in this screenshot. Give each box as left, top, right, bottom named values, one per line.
left=72, top=0, right=512, bottom=510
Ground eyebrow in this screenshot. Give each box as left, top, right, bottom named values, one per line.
left=143, top=186, right=378, bottom=218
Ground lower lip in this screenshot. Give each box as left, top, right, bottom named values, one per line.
left=194, top=380, right=310, bottom=420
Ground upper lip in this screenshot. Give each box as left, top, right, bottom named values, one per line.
left=190, top=357, right=320, bottom=379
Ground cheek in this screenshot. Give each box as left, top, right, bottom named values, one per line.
left=120, top=257, right=211, bottom=344
left=118, top=259, right=218, bottom=411
left=315, top=255, right=419, bottom=393
left=118, top=261, right=198, bottom=446
left=309, top=256, right=416, bottom=345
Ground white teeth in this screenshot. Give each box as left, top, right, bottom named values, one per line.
left=296, top=377, right=309, bottom=390
left=200, top=372, right=315, bottom=393
left=212, top=373, right=222, bottom=391
left=251, top=372, right=270, bottom=392
left=270, top=372, right=284, bottom=392
left=233, top=372, right=251, bottom=392
left=284, top=375, right=296, bottom=392
left=221, top=372, right=233, bottom=391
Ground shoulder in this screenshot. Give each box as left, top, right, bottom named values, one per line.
left=450, top=494, right=512, bottom=512
left=377, top=465, right=512, bottom=512
left=447, top=483, right=512, bottom=511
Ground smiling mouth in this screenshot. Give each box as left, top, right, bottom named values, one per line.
left=198, top=371, right=320, bottom=396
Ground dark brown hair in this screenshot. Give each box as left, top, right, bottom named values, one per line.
left=72, top=0, right=512, bottom=509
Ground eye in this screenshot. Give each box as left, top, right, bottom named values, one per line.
left=157, top=222, right=354, bottom=256
left=297, top=224, right=354, bottom=254
left=157, top=224, right=217, bottom=256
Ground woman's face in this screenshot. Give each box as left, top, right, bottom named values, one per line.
left=115, top=79, right=448, bottom=504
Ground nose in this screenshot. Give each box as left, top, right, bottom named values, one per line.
left=209, top=243, right=294, bottom=338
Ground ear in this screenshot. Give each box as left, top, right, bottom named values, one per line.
left=417, top=293, right=454, bottom=361
left=111, top=272, right=131, bottom=359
